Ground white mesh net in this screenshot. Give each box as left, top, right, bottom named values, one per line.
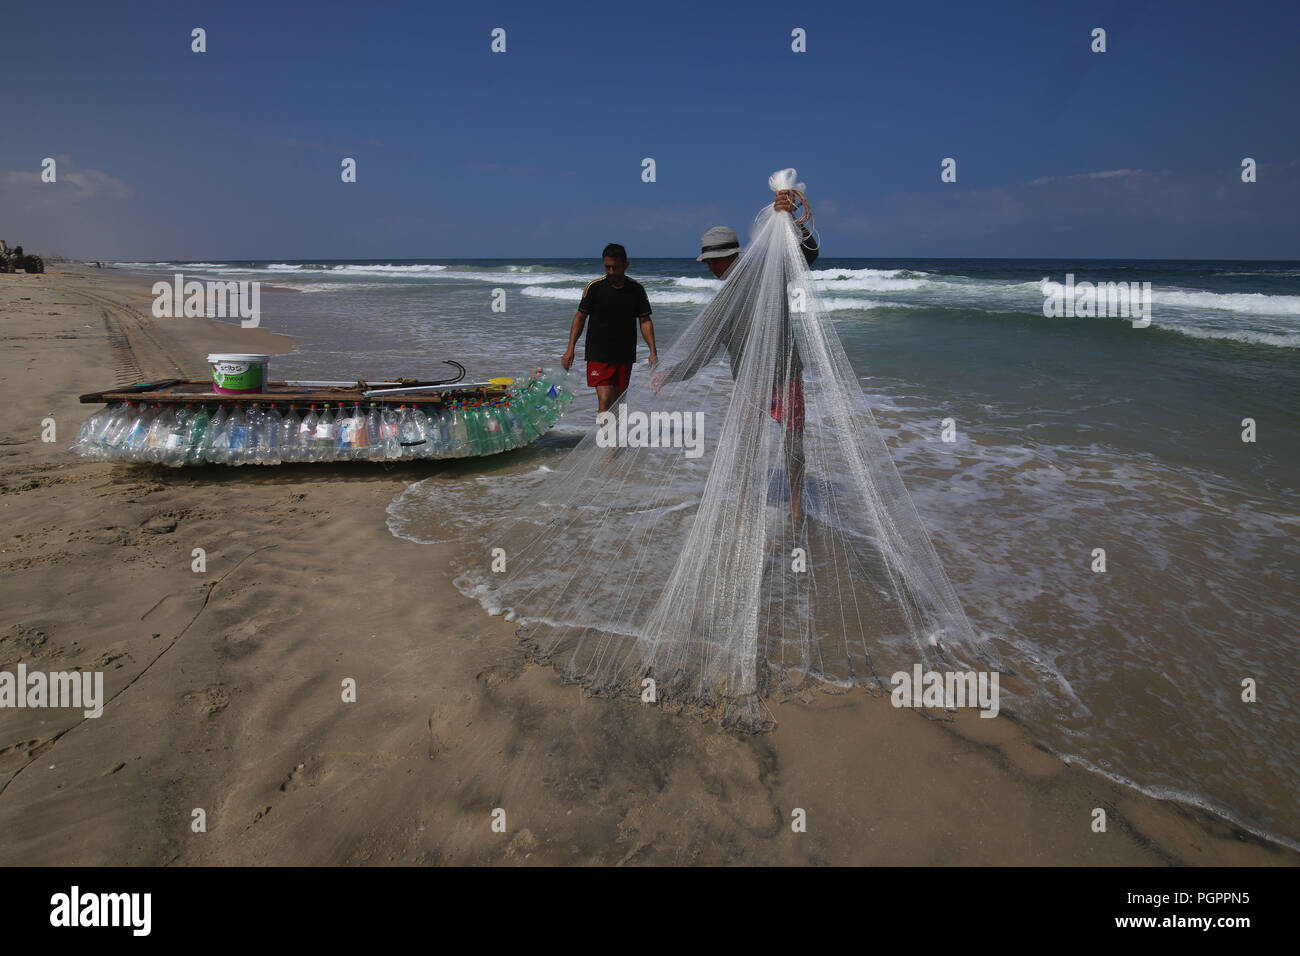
left=460, top=170, right=996, bottom=730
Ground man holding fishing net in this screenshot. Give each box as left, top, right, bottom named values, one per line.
left=651, top=188, right=819, bottom=524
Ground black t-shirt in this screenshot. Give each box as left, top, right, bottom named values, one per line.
left=578, top=276, right=651, bottom=364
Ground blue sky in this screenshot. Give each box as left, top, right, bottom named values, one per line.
left=2, top=0, right=1297, bottom=259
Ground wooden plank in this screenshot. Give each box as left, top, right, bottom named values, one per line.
left=78, top=379, right=185, bottom=403
left=78, top=379, right=511, bottom=406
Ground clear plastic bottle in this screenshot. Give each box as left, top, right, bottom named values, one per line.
left=448, top=406, right=470, bottom=457
left=398, top=405, right=425, bottom=458
left=485, top=405, right=508, bottom=454
left=476, top=406, right=497, bottom=455
left=499, top=400, right=523, bottom=448
left=335, top=403, right=356, bottom=460
left=266, top=404, right=282, bottom=463
left=143, top=405, right=171, bottom=463
left=161, top=406, right=193, bottom=466
left=124, top=403, right=159, bottom=462
left=202, top=405, right=229, bottom=463
left=260, top=405, right=283, bottom=465
left=255, top=403, right=280, bottom=465
left=468, top=406, right=489, bottom=456
left=516, top=396, right=543, bottom=443
left=313, top=404, right=336, bottom=462
left=245, top=403, right=265, bottom=465
left=226, top=405, right=249, bottom=466
left=69, top=404, right=111, bottom=459
left=482, top=406, right=501, bottom=454
left=410, top=406, right=433, bottom=458
left=94, top=402, right=132, bottom=458
left=364, top=403, right=383, bottom=460
left=277, top=405, right=300, bottom=462
left=89, top=405, right=120, bottom=457
left=116, top=402, right=143, bottom=461
left=380, top=405, right=400, bottom=459
left=184, top=405, right=212, bottom=465
left=536, top=367, right=574, bottom=407
left=347, top=402, right=368, bottom=460
left=298, top=404, right=318, bottom=462
left=432, top=407, right=452, bottom=457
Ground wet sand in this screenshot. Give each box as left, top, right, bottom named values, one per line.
left=0, top=265, right=1293, bottom=865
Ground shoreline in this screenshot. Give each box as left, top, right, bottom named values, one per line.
left=0, top=263, right=1294, bottom=865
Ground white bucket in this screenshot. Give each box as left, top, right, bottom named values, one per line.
left=208, top=353, right=270, bottom=394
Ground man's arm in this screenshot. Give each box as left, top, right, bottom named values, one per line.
left=639, top=314, right=657, bottom=366
left=650, top=319, right=727, bottom=392
left=561, top=310, right=586, bottom=371
left=799, top=224, right=819, bottom=268
left=636, top=284, right=657, bottom=366
left=776, top=189, right=820, bottom=267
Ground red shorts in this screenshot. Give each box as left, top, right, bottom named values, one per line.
left=770, top=378, right=805, bottom=432
left=587, top=361, right=633, bottom=391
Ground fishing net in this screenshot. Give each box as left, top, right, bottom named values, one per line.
left=460, top=169, right=994, bottom=730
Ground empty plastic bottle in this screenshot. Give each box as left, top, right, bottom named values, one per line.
left=364, top=403, right=384, bottom=460
left=398, top=405, right=427, bottom=458
left=278, top=405, right=301, bottom=462
left=184, top=406, right=212, bottom=465
left=470, top=406, right=493, bottom=456
left=96, top=403, right=134, bottom=457
left=342, top=403, right=365, bottom=459
left=445, top=406, right=468, bottom=457
left=245, top=404, right=265, bottom=465
left=312, top=404, right=337, bottom=462
left=202, top=405, right=229, bottom=463
left=161, top=406, right=194, bottom=466
left=335, top=403, right=357, bottom=459
left=499, top=404, right=522, bottom=449
left=69, top=404, right=115, bottom=459
left=123, top=404, right=160, bottom=462
left=258, top=405, right=283, bottom=465
left=299, top=405, right=319, bottom=462
left=484, top=406, right=508, bottom=453
left=431, top=408, right=452, bottom=457
left=379, top=405, right=400, bottom=459
left=226, top=405, right=249, bottom=466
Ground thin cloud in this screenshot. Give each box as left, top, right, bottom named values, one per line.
left=1032, top=169, right=1143, bottom=186
left=2, top=159, right=132, bottom=200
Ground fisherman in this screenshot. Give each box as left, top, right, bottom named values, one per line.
left=561, top=243, right=657, bottom=414
left=651, top=190, right=818, bottom=523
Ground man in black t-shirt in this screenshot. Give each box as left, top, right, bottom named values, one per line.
left=561, top=243, right=657, bottom=413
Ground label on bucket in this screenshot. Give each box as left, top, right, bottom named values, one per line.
left=211, top=359, right=266, bottom=392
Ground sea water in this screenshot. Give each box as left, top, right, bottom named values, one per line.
left=114, top=256, right=1300, bottom=850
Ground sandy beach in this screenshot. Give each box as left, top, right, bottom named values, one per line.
left=0, top=263, right=1293, bottom=866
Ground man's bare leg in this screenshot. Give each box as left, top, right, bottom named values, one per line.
left=785, top=426, right=805, bottom=526
left=596, top=384, right=619, bottom=414
left=596, top=384, right=623, bottom=462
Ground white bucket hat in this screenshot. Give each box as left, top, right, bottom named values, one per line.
left=697, top=226, right=741, bottom=262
